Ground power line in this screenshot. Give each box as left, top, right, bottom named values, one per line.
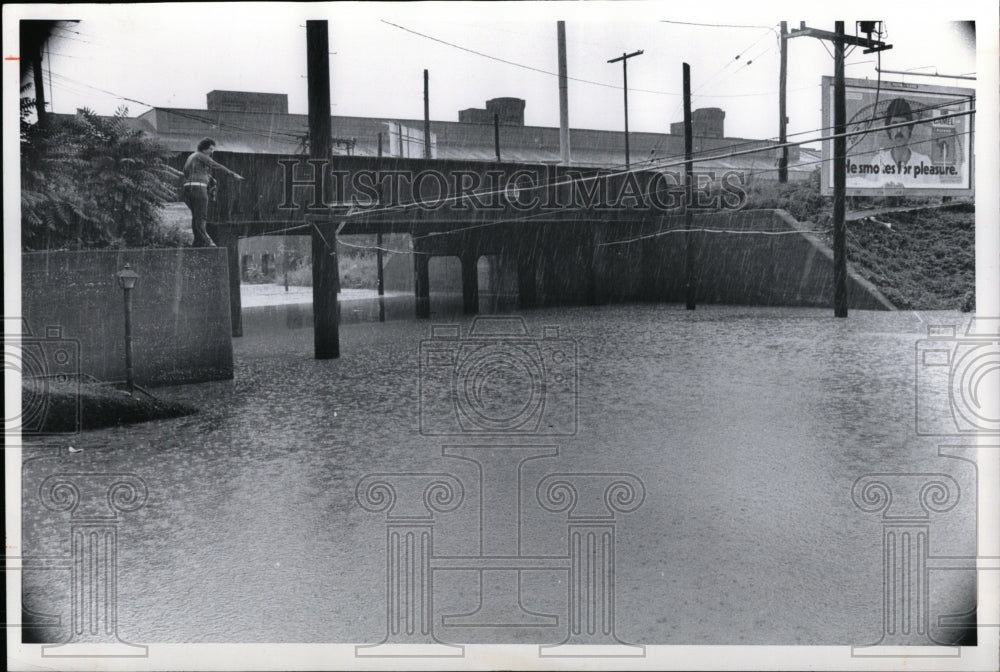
left=382, top=19, right=796, bottom=102
left=733, top=127, right=974, bottom=181
left=690, top=26, right=779, bottom=98
left=654, top=94, right=974, bottom=171
left=659, top=20, right=779, bottom=32
left=342, top=107, right=975, bottom=222
left=49, top=31, right=91, bottom=44
left=46, top=72, right=308, bottom=145
left=659, top=26, right=780, bottom=159
left=278, top=119, right=973, bottom=256
left=380, top=20, right=680, bottom=97
left=192, top=81, right=979, bottom=178
left=696, top=83, right=820, bottom=99
left=36, top=70, right=972, bottom=217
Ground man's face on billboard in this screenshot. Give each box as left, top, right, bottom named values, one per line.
left=886, top=121, right=913, bottom=149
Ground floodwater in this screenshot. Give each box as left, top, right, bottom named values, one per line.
left=20, top=302, right=980, bottom=645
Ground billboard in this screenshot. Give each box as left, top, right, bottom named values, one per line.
left=821, top=77, right=974, bottom=196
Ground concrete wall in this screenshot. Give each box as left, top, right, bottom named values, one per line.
left=22, top=249, right=233, bottom=386
left=589, top=209, right=894, bottom=310
left=383, top=209, right=894, bottom=311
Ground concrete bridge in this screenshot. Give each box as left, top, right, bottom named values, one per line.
left=204, top=152, right=893, bottom=336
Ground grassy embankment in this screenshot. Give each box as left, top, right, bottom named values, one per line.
left=25, top=380, right=197, bottom=434
left=744, top=174, right=975, bottom=311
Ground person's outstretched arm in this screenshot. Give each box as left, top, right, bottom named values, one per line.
left=197, top=152, right=244, bottom=180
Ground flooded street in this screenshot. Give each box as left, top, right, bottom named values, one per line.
left=20, top=303, right=979, bottom=645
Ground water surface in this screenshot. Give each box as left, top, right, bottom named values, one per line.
left=21, top=304, right=979, bottom=645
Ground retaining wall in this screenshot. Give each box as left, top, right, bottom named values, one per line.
left=22, top=249, right=233, bottom=386
left=381, top=209, right=895, bottom=311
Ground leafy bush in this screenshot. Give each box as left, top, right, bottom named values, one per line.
left=21, top=95, right=180, bottom=250
left=278, top=253, right=379, bottom=289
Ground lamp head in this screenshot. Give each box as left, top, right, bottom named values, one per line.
left=116, top=263, right=139, bottom=290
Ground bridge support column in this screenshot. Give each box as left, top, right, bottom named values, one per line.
left=212, top=225, right=243, bottom=337
left=461, top=253, right=479, bottom=315
left=589, top=229, right=604, bottom=306
left=517, top=252, right=537, bottom=310
left=414, top=252, right=431, bottom=319
left=310, top=219, right=340, bottom=359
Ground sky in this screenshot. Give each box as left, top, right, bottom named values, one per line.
left=9, top=2, right=978, bottom=147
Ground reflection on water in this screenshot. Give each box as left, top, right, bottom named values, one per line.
left=21, top=303, right=980, bottom=645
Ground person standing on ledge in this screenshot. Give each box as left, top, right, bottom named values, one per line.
left=182, top=138, right=243, bottom=247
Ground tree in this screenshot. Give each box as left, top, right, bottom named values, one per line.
left=21, top=99, right=182, bottom=250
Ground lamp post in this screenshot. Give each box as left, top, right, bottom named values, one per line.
left=115, top=264, right=139, bottom=393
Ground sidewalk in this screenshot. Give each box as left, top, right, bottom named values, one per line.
left=240, top=283, right=407, bottom=308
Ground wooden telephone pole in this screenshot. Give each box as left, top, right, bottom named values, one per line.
left=423, top=69, right=432, bottom=159
left=778, top=21, right=788, bottom=183
left=307, top=20, right=340, bottom=357
left=683, top=62, right=696, bottom=311
left=785, top=22, right=891, bottom=318
left=608, top=49, right=644, bottom=168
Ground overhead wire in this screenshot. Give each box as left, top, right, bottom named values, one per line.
left=229, top=108, right=974, bottom=255
left=380, top=19, right=680, bottom=97
left=46, top=72, right=308, bottom=146
left=330, top=106, right=974, bottom=227
left=36, top=23, right=974, bottom=251
left=54, top=66, right=965, bottom=224
left=659, top=20, right=779, bottom=32
left=334, top=121, right=973, bottom=255
left=847, top=24, right=884, bottom=154
left=657, top=23, right=780, bottom=162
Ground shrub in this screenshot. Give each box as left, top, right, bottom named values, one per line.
left=21, top=97, right=178, bottom=251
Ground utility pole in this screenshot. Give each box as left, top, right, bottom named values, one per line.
left=377, top=233, right=385, bottom=322
left=494, top=113, right=501, bottom=161
left=376, top=130, right=386, bottom=321
left=608, top=49, right=643, bottom=168
left=832, top=21, right=847, bottom=318
left=778, top=21, right=788, bottom=183
left=423, top=69, right=431, bottom=159
left=31, top=41, right=47, bottom=125
left=307, top=19, right=340, bottom=357
left=786, top=22, right=891, bottom=318
left=557, top=20, right=571, bottom=165
left=683, top=62, right=696, bottom=311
